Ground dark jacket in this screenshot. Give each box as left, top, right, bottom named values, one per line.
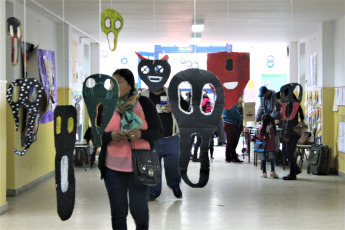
left=98, top=96, right=164, bottom=179
left=281, top=102, right=304, bottom=139
left=256, top=90, right=277, bottom=122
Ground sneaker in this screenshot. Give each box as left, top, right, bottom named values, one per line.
left=261, top=172, right=267, bottom=178
left=225, top=158, right=231, bottom=163
left=270, top=171, right=279, bottom=178
left=148, top=195, right=156, bottom=201
left=283, top=174, right=297, bottom=180
left=172, top=187, right=182, bottom=198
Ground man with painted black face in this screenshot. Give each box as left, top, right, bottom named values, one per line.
left=256, top=86, right=277, bottom=122
left=141, top=87, right=189, bottom=201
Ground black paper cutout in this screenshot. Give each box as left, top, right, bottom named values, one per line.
left=7, top=17, right=22, bottom=66
left=168, top=69, right=224, bottom=188
left=136, top=52, right=171, bottom=91
left=280, top=83, right=303, bottom=121
left=6, top=78, right=44, bottom=155
left=54, top=105, right=77, bottom=221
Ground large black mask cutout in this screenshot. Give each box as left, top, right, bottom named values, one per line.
left=6, top=78, right=43, bottom=155
left=54, top=105, right=77, bottom=221
left=168, top=69, right=224, bottom=188
left=136, top=52, right=171, bottom=91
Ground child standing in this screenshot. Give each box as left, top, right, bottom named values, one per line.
left=258, top=114, right=279, bottom=178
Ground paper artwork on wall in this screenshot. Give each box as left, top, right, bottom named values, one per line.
left=339, top=122, right=345, bottom=153
left=101, top=8, right=124, bottom=51
left=54, top=105, right=77, bottom=221
left=6, top=78, right=44, bottom=155
left=333, top=87, right=345, bottom=112
left=83, top=74, right=119, bottom=147
left=136, top=52, right=171, bottom=91
left=72, top=92, right=84, bottom=143
left=37, top=49, right=58, bottom=123
left=7, top=17, right=22, bottom=66
left=207, top=52, right=250, bottom=110
left=168, top=69, right=224, bottom=188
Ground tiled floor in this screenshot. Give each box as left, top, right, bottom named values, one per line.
left=1, top=145, right=344, bottom=230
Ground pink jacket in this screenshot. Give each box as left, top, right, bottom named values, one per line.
left=202, top=97, right=212, bottom=113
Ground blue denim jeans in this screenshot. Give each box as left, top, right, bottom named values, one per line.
left=104, top=167, right=149, bottom=230
left=149, top=135, right=181, bottom=198
left=261, top=151, right=275, bottom=173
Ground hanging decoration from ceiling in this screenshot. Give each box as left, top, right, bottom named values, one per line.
left=168, top=69, right=224, bottom=188
left=7, top=17, right=22, bottom=66
left=20, top=41, right=35, bottom=78
left=101, top=8, right=124, bottom=51
left=207, top=52, right=250, bottom=110
left=6, top=78, right=44, bottom=155
left=83, top=74, right=119, bottom=147
left=136, top=52, right=171, bottom=91
left=37, top=49, right=58, bottom=123
left=54, top=105, right=77, bottom=221
left=280, top=83, right=303, bottom=121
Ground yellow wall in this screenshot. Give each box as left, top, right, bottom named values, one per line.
left=334, top=106, right=345, bottom=174
left=6, top=87, right=72, bottom=191
left=0, top=81, right=7, bottom=208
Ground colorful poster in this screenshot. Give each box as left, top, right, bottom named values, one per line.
left=37, top=49, right=58, bottom=123
left=339, top=122, right=345, bottom=153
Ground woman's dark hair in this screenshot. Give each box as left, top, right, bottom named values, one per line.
left=261, top=114, right=276, bottom=137
left=113, top=68, right=135, bottom=95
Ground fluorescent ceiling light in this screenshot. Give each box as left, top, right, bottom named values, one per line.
left=192, top=19, right=204, bottom=32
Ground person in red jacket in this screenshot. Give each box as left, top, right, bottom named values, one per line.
left=258, top=114, right=279, bottom=178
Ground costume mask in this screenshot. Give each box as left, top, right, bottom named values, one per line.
left=6, top=78, right=43, bottom=155
left=101, top=8, right=124, bottom=51
left=83, top=74, right=119, bottom=147
left=207, top=52, right=250, bottom=110
left=280, top=83, right=303, bottom=120
left=136, top=52, right=171, bottom=91
left=54, top=105, right=76, bottom=221
left=168, top=69, right=224, bottom=188
left=7, top=17, right=22, bottom=66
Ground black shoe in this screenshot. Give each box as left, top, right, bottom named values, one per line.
left=172, top=187, right=182, bottom=198
left=296, top=168, right=302, bottom=175
left=283, top=174, right=297, bottom=180
left=231, top=158, right=243, bottom=163
left=148, top=195, right=156, bottom=201
left=192, top=158, right=200, bottom=162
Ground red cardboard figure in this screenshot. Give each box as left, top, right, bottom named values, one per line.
left=207, top=52, right=250, bottom=110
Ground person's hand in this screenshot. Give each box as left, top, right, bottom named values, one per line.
left=275, top=120, right=280, bottom=125
left=111, top=130, right=128, bottom=142
left=164, top=103, right=172, bottom=113
left=284, top=138, right=289, bottom=142
left=125, top=129, right=142, bottom=140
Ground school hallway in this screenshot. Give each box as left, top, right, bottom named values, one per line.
left=0, top=144, right=344, bottom=230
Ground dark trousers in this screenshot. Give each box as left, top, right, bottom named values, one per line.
left=223, top=122, right=241, bottom=161
left=191, top=134, right=214, bottom=159
left=104, top=167, right=149, bottom=230
left=285, top=134, right=300, bottom=175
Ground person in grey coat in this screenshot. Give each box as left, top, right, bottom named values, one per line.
left=256, top=86, right=277, bottom=122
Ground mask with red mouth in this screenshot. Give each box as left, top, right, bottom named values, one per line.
left=136, top=52, right=171, bottom=91
left=7, top=17, right=22, bottom=66
left=207, top=52, right=250, bottom=110
left=280, top=83, right=303, bottom=121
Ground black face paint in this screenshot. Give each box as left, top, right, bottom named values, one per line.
left=136, top=52, right=171, bottom=91
left=82, top=74, right=119, bottom=147
left=168, top=69, right=224, bottom=188
left=6, top=78, right=43, bottom=155
left=54, top=105, right=77, bottom=221
left=280, top=83, right=303, bottom=121
left=7, top=17, right=22, bottom=66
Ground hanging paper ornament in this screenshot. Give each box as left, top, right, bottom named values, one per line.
left=280, top=83, right=303, bottom=121
left=168, top=69, right=224, bottom=188
left=101, top=9, right=124, bottom=51
left=7, top=17, right=22, bottom=66
left=6, top=78, right=44, bottom=155
left=207, top=52, right=250, bottom=110
left=82, top=74, right=119, bottom=147
left=136, top=52, right=171, bottom=91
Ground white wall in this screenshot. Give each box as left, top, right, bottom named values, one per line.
left=321, top=21, right=335, bottom=87
left=0, top=1, right=6, bottom=82
left=334, top=17, right=345, bottom=87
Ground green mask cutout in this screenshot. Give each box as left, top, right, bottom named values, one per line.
left=82, top=74, right=119, bottom=147
left=101, top=8, right=124, bottom=51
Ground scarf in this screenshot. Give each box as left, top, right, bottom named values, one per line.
left=115, top=89, right=143, bottom=131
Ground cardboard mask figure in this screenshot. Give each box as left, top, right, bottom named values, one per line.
left=7, top=17, right=22, bottom=66
left=136, top=52, right=171, bottom=91
left=280, top=83, right=303, bottom=121
left=101, top=8, right=124, bottom=51
left=83, top=74, right=119, bottom=147
left=6, top=78, right=44, bottom=155
left=168, top=69, right=224, bottom=188
left=207, top=52, right=250, bottom=110
left=54, top=105, right=76, bottom=221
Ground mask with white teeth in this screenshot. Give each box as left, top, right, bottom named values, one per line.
left=207, top=52, right=250, bottom=110
left=136, top=52, right=171, bottom=91
left=101, top=9, right=124, bottom=51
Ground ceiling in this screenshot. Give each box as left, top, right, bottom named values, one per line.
left=27, top=0, right=345, bottom=45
